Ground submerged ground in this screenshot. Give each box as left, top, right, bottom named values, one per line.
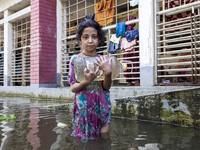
left=0, top=95, right=199, bottom=150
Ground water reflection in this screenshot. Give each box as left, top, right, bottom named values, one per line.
left=0, top=96, right=199, bottom=150
left=0, top=100, right=58, bottom=150
left=27, top=107, right=40, bottom=149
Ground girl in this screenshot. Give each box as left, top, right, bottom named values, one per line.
left=68, top=17, right=112, bottom=140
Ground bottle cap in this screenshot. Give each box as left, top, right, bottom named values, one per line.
left=122, top=63, right=127, bottom=71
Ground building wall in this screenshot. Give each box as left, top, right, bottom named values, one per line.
left=30, top=0, right=57, bottom=87
left=0, top=0, right=155, bottom=87
left=1, top=0, right=200, bottom=88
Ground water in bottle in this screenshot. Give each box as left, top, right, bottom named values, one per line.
left=73, top=56, right=127, bottom=82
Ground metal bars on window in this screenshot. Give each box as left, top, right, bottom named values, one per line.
left=61, top=0, right=140, bottom=86
left=0, top=26, right=4, bottom=86
left=155, top=0, right=200, bottom=85
left=11, top=17, right=30, bottom=86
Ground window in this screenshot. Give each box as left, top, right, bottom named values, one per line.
left=11, top=17, right=30, bottom=86
left=61, top=0, right=140, bottom=86
left=155, top=0, right=200, bottom=85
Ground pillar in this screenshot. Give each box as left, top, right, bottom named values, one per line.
left=139, top=0, right=155, bottom=86
left=30, top=0, right=57, bottom=88
left=4, top=10, right=13, bottom=86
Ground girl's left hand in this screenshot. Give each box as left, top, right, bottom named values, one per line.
left=95, top=56, right=112, bottom=76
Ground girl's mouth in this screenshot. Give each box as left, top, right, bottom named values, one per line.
left=87, top=45, right=94, bottom=48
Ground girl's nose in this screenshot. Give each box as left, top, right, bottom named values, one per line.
left=88, top=37, right=93, bottom=42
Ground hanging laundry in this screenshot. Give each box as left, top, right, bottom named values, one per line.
left=116, top=22, right=126, bottom=38
left=95, top=0, right=115, bottom=26
left=108, top=39, right=121, bottom=53
left=130, top=0, right=139, bottom=7
left=110, top=34, right=122, bottom=45
left=125, top=28, right=139, bottom=42
left=108, top=35, right=121, bottom=53
left=121, top=38, right=137, bottom=52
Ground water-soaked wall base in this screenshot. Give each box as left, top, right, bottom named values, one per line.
left=112, top=88, right=200, bottom=127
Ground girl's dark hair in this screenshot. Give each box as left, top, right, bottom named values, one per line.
left=76, top=19, right=106, bottom=47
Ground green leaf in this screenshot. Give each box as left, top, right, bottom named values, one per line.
left=0, top=116, right=8, bottom=121
left=10, top=114, right=16, bottom=119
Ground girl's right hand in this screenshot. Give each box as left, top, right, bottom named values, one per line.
left=84, top=62, right=100, bottom=84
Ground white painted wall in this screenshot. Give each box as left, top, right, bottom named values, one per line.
left=0, top=0, right=30, bottom=13
left=139, top=0, right=154, bottom=67
left=139, top=0, right=155, bottom=86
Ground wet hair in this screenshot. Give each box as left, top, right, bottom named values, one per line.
left=76, top=19, right=106, bottom=47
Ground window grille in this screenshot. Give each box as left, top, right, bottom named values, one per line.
left=155, top=0, right=200, bottom=85
left=11, top=17, right=30, bottom=86
left=61, top=0, right=140, bottom=86
left=0, top=26, right=4, bottom=86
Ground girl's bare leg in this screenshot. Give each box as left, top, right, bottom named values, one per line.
left=100, top=124, right=110, bottom=133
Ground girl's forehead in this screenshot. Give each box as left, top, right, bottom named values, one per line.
left=82, top=27, right=97, bottom=34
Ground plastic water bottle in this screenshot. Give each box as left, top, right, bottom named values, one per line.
left=74, top=56, right=127, bottom=82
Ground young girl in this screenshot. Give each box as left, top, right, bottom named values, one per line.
left=68, top=17, right=112, bottom=140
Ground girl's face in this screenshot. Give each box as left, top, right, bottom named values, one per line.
left=81, top=27, right=99, bottom=53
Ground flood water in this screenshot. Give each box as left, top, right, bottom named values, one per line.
left=0, top=95, right=199, bottom=150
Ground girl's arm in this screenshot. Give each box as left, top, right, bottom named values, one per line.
left=96, top=56, right=112, bottom=91
left=70, top=81, right=89, bottom=93
left=102, top=74, right=112, bottom=91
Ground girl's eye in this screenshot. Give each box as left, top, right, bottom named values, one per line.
left=93, top=36, right=97, bottom=39
left=83, top=36, right=88, bottom=39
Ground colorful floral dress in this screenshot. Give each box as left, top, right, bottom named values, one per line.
left=68, top=55, right=111, bottom=140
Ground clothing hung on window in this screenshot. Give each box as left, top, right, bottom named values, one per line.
left=130, top=0, right=139, bottom=7
left=121, top=38, right=137, bottom=53
left=108, top=34, right=122, bottom=53
left=110, top=34, right=122, bottom=45
left=116, top=22, right=126, bottom=38
left=122, top=16, right=139, bottom=84
left=95, top=0, right=115, bottom=26
left=108, top=39, right=121, bottom=53
left=125, top=29, right=139, bottom=42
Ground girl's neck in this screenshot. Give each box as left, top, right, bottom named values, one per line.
left=81, top=51, right=98, bottom=57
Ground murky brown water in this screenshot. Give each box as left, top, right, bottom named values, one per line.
left=0, top=95, right=199, bottom=150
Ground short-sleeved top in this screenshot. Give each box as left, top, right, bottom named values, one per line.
left=68, top=55, right=111, bottom=140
